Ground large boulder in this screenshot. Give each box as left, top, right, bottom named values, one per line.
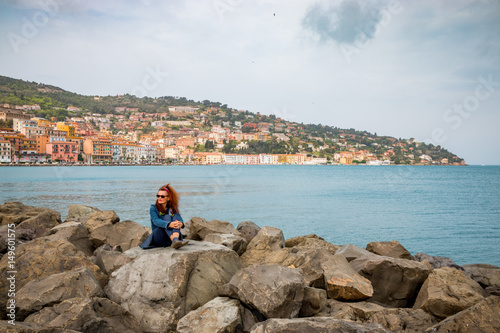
left=285, top=234, right=340, bottom=255
left=105, top=241, right=242, bottom=333
left=264, top=247, right=333, bottom=288
left=219, top=264, right=305, bottom=319
left=237, top=221, right=261, bottom=243
left=46, top=222, right=94, bottom=256
left=0, top=202, right=61, bottom=238
left=336, top=244, right=373, bottom=262
left=322, top=254, right=373, bottom=301
left=249, top=317, right=391, bottom=333
left=299, top=287, right=327, bottom=317
left=425, top=296, right=500, bottom=332
left=0, top=238, right=107, bottom=317
left=462, top=263, right=500, bottom=295
left=240, top=227, right=285, bottom=266
left=366, top=241, right=413, bottom=260
left=413, top=266, right=485, bottom=319
left=83, top=210, right=120, bottom=233
left=318, top=300, right=438, bottom=333
left=204, top=233, right=247, bottom=255
left=16, top=267, right=104, bottom=320
left=177, top=297, right=242, bottom=333
left=188, top=217, right=242, bottom=240
left=350, top=254, right=431, bottom=307
left=24, top=297, right=141, bottom=332
left=66, top=204, right=100, bottom=222
left=414, top=252, right=463, bottom=270
left=94, top=245, right=133, bottom=275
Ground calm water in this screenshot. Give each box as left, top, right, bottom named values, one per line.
left=1, top=165, right=499, bottom=266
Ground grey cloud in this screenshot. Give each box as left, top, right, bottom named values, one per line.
left=302, top=0, right=390, bottom=45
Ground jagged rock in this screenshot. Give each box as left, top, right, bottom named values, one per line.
left=237, top=221, right=261, bottom=243
left=0, top=225, right=36, bottom=255
left=0, top=320, right=81, bottom=332
left=264, top=247, right=334, bottom=288
left=16, top=267, right=105, bottom=320
left=413, top=266, right=485, bottom=319
left=0, top=202, right=61, bottom=239
left=83, top=210, right=120, bottom=234
left=46, top=222, right=94, bottom=256
left=414, top=252, right=463, bottom=270
left=350, top=254, right=431, bottom=307
left=336, top=244, right=373, bottom=262
left=462, top=264, right=500, bottom=290
left=425, top=296, right=500, bottom=332
left=188, top=217, right=242, bottom=240
left=177, top=297, right=242, bottom=333
left=95, top=246, right=133, bottom=275
left=105, top=241, right=242, bottom=333
left=285, top=234, right=340, bottom=255
left=366, top=241, right=413, bottom=260
left=240, top=304, right=264, bottom=333
left=24, top=297, right=141, bottom=332
left=240, top=226, right=285, bottom=266
left=204, top=233, right=247, bottom=255
left=323, top=254, right=373, bottom=301
left=66, top=204, right=100, bottom=222
left=299, top=287, right=327, bottom=317
left=0, top=238, right=107, bottom=317
left=219, top=264, right=305, bottom=319
left=318, top=299, right=438, bottom=333
left=249, top=317, right=391, bottom=333
left=85, top=215, right=150, bottom=251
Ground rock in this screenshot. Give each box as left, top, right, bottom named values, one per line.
left=285, top=234, right=340, bottom=255
left=46, top=222, right=94, bottom=256
left=83, top=210, right=120, bottom=234
left=177, top=297, right=242, bottom=333
left=323, top=254, right=373, bottom=301
left=188, top=217, right=242, bottom=240
left=366, top=241, right=413, bottom=260
left=425, top=295, right=500, bottom=332
left=204, top=233, right=247, bottom=255
left=414, top=252, right=463, bottom=270
left=105, top=240, right=242, bottom=333
left=413, top=266, right=485, bottom=319
left=66, top=204, right=100, bottom=221
left=318, top=300, right=438, bottom=333
left=0, top=321, right=80, bottom=332
left=336, top=244, right=373, bottom=262
left=350, top=254, right=431, bottom=307
left=237, top=221, right=261, bottom=243
left=0, top=202, right=61, bottom=238
left=0, top=226, right=36, bottom=255
left=462, top=263, right=500, bottom=289
left=24, top=297, right=141, bottom=332
left=249, top=317, right=391, bottom=333
left=16, top=267, right=104, bottom=320
left=299, top=287, right=327, bottom=317
left=265, top=247, right=334, bottom=288
left=219, top=264, right=305, bottom=319
left=0, top=238, right=107, bottom=316
left=86, top=216, right=150, bottom=251
left=240, top=304, right=265, bottom=333
left=95, top=246, right=133, bottom=275
left=240, top=227, right=285, bottom=266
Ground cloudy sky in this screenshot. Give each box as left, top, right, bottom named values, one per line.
left=1, top=0, right=499, bottom=164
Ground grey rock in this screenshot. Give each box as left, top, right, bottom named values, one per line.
left=414, top=252, right=463, bottom=270
left=299, top=287, right=327, bottom=317
left=95, top=246, right=133, bottom=275
left=205, top=233, right=247, bottom=255
left=237, top=221, right=261, bottom=243
left=66, top=204, right=100, bottom=222
left=249, top=317, right=391, bottom=333
left=285, top=234, right=340, bottom=256
left=366, top=241, right=413, bottom=260
left=240, top=226, right=285, bottom=266
left=46, top=222, right=94, bottom=256
left=188, top=216, right=242, bottom=240
left=462, top=263, right=500, bottom=289
left=336, top=244, right=373, bottom=262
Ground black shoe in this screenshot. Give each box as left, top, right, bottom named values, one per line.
left=171, top=240, right=189, bottom=249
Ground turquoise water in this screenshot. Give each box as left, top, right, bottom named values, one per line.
left=1, top=165, right=499, bottom=266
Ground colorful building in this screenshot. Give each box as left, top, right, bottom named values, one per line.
left=46, top=137, right=78, bottom=162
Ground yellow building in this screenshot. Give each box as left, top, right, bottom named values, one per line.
left=56, top=122, right=76, bottom=137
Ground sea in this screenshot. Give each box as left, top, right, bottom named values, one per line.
left=1, top=165, right=499, bottom=267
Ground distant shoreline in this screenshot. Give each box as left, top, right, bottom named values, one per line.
left=0, top=163, right=472, bottom=167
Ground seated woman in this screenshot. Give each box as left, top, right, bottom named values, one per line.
left=140, top=184, right=189, bottom=249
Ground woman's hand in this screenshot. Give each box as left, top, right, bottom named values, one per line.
left=169, top=220, right=183, bottom=229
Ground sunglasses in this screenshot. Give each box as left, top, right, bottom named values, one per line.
left=156, top=195, right=168, bottom=198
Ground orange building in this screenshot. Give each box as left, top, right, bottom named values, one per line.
left=83, top=137, right=112, bottom=163
left=46, top=138, right=78, bottom=162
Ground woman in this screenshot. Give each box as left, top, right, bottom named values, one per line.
left=140, top=184, right=189, bottom=249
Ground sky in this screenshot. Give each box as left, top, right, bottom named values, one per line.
left=0, top=0, right=499, bottom=164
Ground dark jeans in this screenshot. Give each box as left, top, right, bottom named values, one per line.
left=140, top=227, right=183, bottom=249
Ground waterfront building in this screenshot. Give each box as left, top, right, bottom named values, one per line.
left=194, top=152, right=223, bottom=165
left=83, top=137, right=113, bottom=163
left=224, top=154, right=246, bottom=164
left=56, top=122, right=76, bottom=137
left=0, top=140, right=12, bottom=163
left=46, top=137, right=78, bottom=162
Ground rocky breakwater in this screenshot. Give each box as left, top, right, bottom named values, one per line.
left=0, top=202, right=497, bottom=332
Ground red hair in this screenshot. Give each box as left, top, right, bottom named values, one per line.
left=156, top=183, right=179, bottom=214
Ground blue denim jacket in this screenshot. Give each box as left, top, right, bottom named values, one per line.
left=149, top=204, right=184, bottom=231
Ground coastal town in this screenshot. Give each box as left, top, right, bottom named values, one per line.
left=0, top=77, right=465, bottom=166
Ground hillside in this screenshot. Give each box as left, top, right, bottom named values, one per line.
left=0, top=75, right=464, bottom=164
